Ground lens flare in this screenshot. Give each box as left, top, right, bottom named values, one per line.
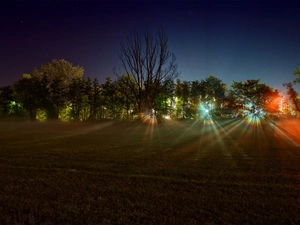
left=140, top=114, right=157, bottom=125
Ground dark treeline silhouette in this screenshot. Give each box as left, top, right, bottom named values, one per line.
left=0, top=64, right=298, bottom=122
left=0, top=29, right=299, bottom=122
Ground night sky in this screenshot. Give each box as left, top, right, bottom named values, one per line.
left=1, top=1, right=300, bottom=91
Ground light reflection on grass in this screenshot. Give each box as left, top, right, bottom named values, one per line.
left=1, top=118, right=300, bottom=224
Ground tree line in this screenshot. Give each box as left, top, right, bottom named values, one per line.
left=1, top=29, right=299, bottom=122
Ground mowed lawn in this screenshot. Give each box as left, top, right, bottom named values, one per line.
left=0, top=117, right=300, bottom=224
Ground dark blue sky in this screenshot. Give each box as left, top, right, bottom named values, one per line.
left=1, top=1, right=300, bottom=91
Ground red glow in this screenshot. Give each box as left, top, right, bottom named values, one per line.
left=265, top=96, right=282, bottom=113
left=274, top=119, right=300, bottom=145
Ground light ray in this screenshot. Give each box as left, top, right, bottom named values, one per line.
left=271, top=120, right=300, bottom=147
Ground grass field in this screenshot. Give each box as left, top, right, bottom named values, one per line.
left=0, top=117, right=300, bottom=224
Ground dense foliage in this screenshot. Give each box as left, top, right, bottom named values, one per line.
left=0, top=64, right=297, bottom=122
left=0, top=29, right=299, bottom=121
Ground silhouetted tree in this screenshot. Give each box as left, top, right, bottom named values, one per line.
left=101, top=77, right=119, bottom=119
left=86, top=77, right=102, bottom=120
left=232, top=79, right=277, bottom=115
left=13, top=75, right=42, bottom=121
left=0, top=85, right=14, bottom=117
left=283, top=82, right=300, bottom=112
left=293, top=67, right=300, bottom=84
left=174, top=79, right=190, bottom=118
left=67, top=77, right=87, bottom=121
left=202, top=75, right=226, bottom=109
left=31, top=59, right=84, bottom=119
left=189, top=80, right=203, bottom=119
left=115, top=28, right=179, bottom=116
left=153, top=79, right=174, bottom=117
left=114, top=74, right=138, bottom=118
left=223, top=89, right=241, bottom=111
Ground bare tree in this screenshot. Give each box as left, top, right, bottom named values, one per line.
left=115, top=28, right=179, bottom=115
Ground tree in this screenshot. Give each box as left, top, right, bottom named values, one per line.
left=115, top=28, right=179, bottom=116
left=174, top=79, right=190, bottom=118
left=13, top=75, right=42, bottom=121
left=202, top=75, right=226, bottom=109
left=32, top=59, right=84, bottom=84
left=86, top=77, right=102, bottom=120
left=153, top=79, right=174, bottom=117
left=114, top=75, right=138, bottom=119
left=101, top=77, right=119, bottom=119
left=0, top=85, right=14, bottom=117
left=31, top=59, right=84, bottom=119
left=67, top=77, right=87, bottom=121
left=293, top=67, right=300, bottom=84
left=283, top=82, right=300, bottom=112
left=223, top=89, right=241, bottom=110
left=189, top=80, right=203, bottom=119
left=231, top=79, right=277, bottom=116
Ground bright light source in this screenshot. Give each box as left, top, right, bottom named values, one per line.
left=164, top=115, right=171, bottom=120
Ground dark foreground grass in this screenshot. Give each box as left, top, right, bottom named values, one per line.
left=0, top=118, right=300, bottom=224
